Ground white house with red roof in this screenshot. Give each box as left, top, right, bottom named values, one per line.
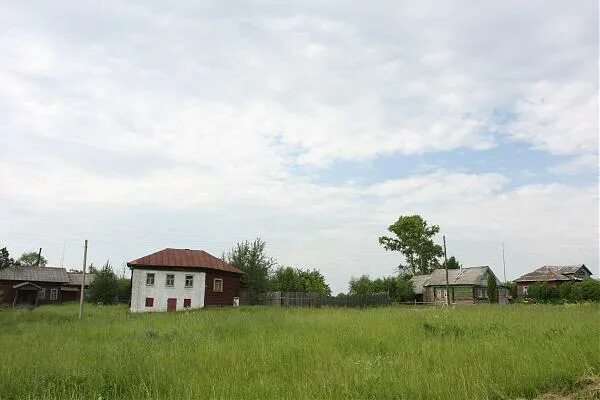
left=128, top=248, right=244, bottom=312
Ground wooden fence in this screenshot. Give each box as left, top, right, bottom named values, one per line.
left=256, top=291, right=389, bottom=308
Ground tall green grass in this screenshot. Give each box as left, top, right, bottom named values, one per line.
left=0, top=304, right=598, bottom=399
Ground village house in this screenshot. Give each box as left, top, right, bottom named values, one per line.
left=128, top=248, right=244, bottom=312
left=0, top=267, right=95, bottom=307
left=513, top=264, right=592, bottom=297
left=410, top=266, right=509, bottom=304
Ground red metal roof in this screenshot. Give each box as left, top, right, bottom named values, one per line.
left=127, top=248, right=243, bottom=274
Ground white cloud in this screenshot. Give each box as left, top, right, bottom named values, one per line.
left=0, top=1, right=598, bottom=292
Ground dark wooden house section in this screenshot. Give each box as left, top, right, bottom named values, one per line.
left=0, top=267, right=69, bottom=307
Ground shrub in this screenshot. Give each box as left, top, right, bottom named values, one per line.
left=88, top=262, right=118, bottom=304
left=528, top=283, right=560, bottom=303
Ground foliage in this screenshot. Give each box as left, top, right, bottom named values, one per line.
left=527, top=283, right=560, bottom=302
left=378, top=215, right=443, bottom=275
left=17, top=251, right=47, bottom=267
left=348, top=275, right=374, bottom=296
left=349, top=274, right=415, bottom=302
left=0, top=304, right=599, bottom=399
left=487, top=274, right=499, bottom=303
left=559, top=280, right=600, bottom=302
left=446, top=256, right=461, bottom=270
left=504, top=281, right=517, bottom=299
left=88, top=262, right=118, bottom=304
left=269, top=267, right=331, bottom=296
left=224, top=238, right=276, bottom=299
left=0, top=247, right=20, bottom=270
left=116, top=278, right=131, bottom=303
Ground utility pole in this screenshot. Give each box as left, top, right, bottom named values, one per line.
left=36, top=248, right=42, bottom=267
left=79, top=240, right=88, bottom=320
left=443, top=235, right=450, bottom=306
left=502, top=243, right=507, bottom=283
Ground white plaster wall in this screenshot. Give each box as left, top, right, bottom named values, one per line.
left=130, top=269, right=206, bottom=312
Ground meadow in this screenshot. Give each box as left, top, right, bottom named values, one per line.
left=0, top=304, right=598, bottom=400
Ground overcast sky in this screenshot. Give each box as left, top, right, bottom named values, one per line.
left=1, top=1, right=598, bottom=293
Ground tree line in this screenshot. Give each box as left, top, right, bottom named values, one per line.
left=0, top=247, right=49, bottom=269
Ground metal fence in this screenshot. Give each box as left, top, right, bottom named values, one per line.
left=256, top=291, right=389, bottom=308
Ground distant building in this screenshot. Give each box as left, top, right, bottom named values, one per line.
left=62, top=272, right=96, bottom=302
left=513, top=265, right=592, bottom=297
left=0, top=267, right=94, bottom=307
left=128, top=248, right=244, bottom=312
left=410, top=266, right=509, bottom=304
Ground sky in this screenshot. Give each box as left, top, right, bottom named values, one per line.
left=0, top=1, right=598, bottom=293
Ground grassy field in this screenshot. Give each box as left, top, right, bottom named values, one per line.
left=0, top=304, right=598, bottom=400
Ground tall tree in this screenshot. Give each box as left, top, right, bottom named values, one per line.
left=17, top=251, right=47, bottom=267
left=446, top=256, right=461, bottom=270
left=224, top=238, right=275, bottom=298
left=88, top=261, right=118, bottom=304
left=0, top=247, right=19, bottom=270
left=487, top=274, right=499, bottom=304
left=378, top=215, right=443, bottom=275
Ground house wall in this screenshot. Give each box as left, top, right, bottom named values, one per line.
left=0, top=280, right=63, bottom=306
left=130, top=269, right=206, bottom=312
left=204, top=271, right=242, bottom=306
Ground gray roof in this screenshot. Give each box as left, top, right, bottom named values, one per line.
left=409, top=274, right=431, bottom=294
left=547, top=265, right=590, bottom=275
left=67, top=272, right=96, bottom=286
left=514, top=265, right=587, bottom=283
left=423, top=266, right=496, bottom=287
left=0, top=267, right=69, bottom=283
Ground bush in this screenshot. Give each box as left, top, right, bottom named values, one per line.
left=88, top=262, right=118, bottom=304
left=560, top=280, right=600, bottom=302
left=528, top=283, right=560, bottom=303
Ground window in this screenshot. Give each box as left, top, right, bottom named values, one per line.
left=184, top=298, right=191, bottom=308
left=213, top=278, right=223, bottom=292
left=523, top=286, right=528, bottom=295
left=49, top=288, right=58, bottom=301
left=166, top=274, right=175, bottom=287
left=37, top=288, right=46, bottom=299
left=146, top=273, right=155, bottom=286
left=145, top=297, right=154, bottom=307
left=475, top=288, right=487, bottom=298
left=185, top=275, right=193, bottom=288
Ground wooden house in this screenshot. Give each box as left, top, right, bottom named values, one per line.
left=411, top=266, right=508, bottom=304
left=513, top=264, right=593, bottom=297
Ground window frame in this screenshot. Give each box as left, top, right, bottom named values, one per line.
left=49, top=288, right=58, bottom=301
left=146, top=273, right=155, bottom=286
left=145, top=297, right=154, bottom=307
left=213, top=278, right=223, bottom=292
left=165, top=274, right=175, bottom=287
left=185, top=275, right=194, bottom=288
left=183, top=298, right=191, bottom=308
left=523, top=286, right=528, bottom=295
left=38, top=288, right=46, bottom=299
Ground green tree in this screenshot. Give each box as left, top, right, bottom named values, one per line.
left=88, top=262, right=118, bottom=304
left=349, top=275, right=373, bottom=296
left=269, top=267, right=331, bottom=296
left=446, top=256, right=461, bottom=270
left=224, top=238, right=275, bottom=300
left=0, top=247, right=19, bottom=270
left=379, top=215, right=443, bottom=275
left=17, top=251, right=47, bottom=267
left=487, top=274, right=499, bottom=303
